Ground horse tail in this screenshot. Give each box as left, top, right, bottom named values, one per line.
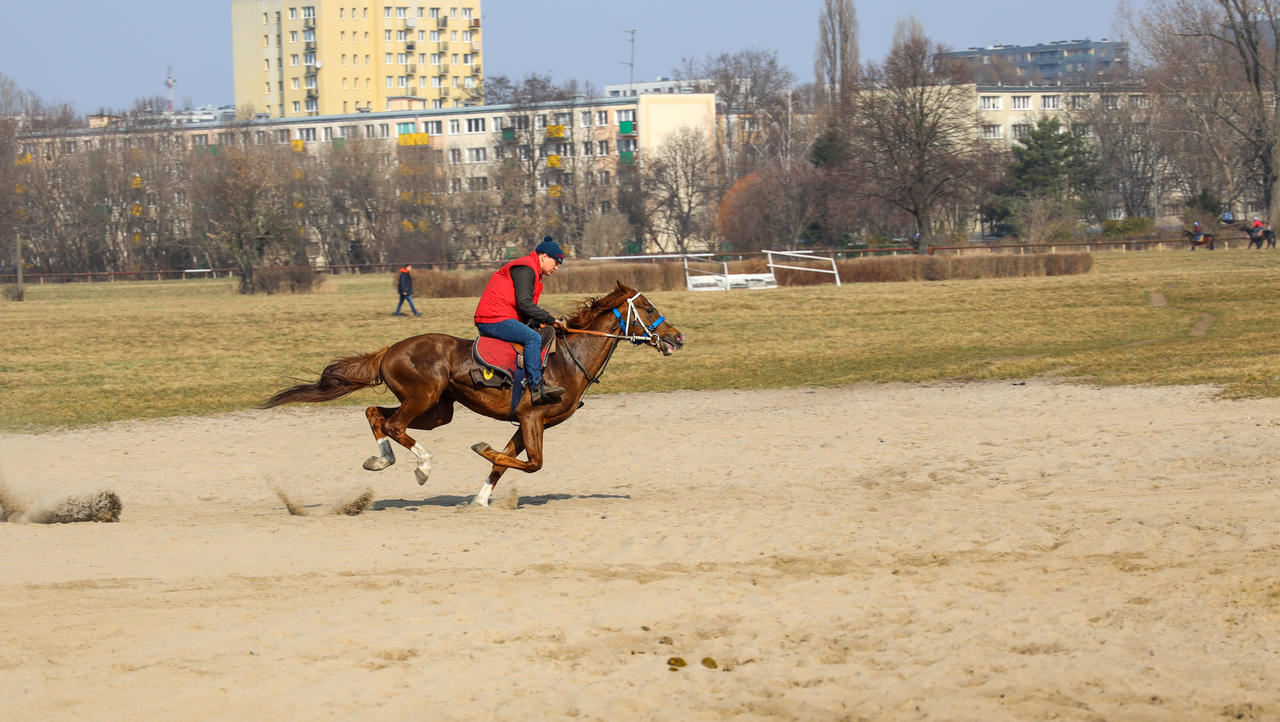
left=261, top=348, right=390, bottom=408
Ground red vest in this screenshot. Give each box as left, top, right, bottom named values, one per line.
left=474, top=252, right=543, bottom=324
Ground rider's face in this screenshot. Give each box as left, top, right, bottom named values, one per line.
left=539, top=253, right=561, bottom=275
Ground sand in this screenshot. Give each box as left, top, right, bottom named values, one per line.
left=1, top=382, right=1278, bottom=721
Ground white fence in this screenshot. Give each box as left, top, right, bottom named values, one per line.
left=763, top=250, right=841, bottom=287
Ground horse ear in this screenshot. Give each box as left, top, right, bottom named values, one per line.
left=615, top=280, right=626, bottom=292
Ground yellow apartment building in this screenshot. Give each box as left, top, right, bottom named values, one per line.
left=231, top=0, right=483, bottom=119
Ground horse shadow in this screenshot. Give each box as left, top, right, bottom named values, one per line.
left=370, top=493, right=630, bottom=510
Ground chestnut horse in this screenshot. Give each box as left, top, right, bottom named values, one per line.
left=1183, top=229, right=1214, bottom=250
left=262, top=282, right=684, bottom=506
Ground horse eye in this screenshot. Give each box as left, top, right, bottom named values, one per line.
left=646, top=306, right=656, bottom=314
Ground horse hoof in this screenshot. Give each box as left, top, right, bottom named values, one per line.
left=363, top=456, right=393, bottom=471
left=415, top=466, right=430, bottom=486
left=470, top=442, right=491, bottom=458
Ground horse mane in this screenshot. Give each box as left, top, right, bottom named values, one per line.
left=564, top=283, right=636, bottom=329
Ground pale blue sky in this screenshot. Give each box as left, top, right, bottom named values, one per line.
left=0, top=0, right=1135, bottom=113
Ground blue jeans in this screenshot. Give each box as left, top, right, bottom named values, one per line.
left=476, top=319, right=543, bottom=385
left=394, top=293, right=419, bottom=315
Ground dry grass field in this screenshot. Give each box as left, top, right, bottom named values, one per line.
left=2, top=248, right=1278, bottom=432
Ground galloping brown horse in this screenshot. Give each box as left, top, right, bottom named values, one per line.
left=262, top=282, right=683, bottom=506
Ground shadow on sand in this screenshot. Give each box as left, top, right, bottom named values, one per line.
left=370, top=493, right=630, bottom=510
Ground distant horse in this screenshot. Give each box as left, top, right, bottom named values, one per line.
left=1183, top=229, right=1215, bottom=250
left=263, top=283, right=684, bottom=506
left=1241, top=224, right=1276, bottom=249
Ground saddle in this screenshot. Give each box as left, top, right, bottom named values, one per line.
left=470, top=325, right=557, bottom=390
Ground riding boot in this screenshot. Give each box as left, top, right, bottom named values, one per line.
left=530, top=380, right=565, bottom=405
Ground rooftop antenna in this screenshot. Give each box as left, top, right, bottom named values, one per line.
left=622, top=29, right=636, bottom=96
left=165, top=66, right=176, bottom=111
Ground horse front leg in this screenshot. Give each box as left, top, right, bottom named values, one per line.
left=471, top=417, right=545, bottom=475
left=472, top=429, right=524, bottom=507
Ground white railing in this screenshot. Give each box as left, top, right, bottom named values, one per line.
left=762, top=250, right=841, bottom=286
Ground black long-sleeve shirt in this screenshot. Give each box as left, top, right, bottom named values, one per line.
left=510, top=265, right=556, bottom=326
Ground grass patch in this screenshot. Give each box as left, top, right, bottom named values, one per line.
left=2, top=249, right=1279, bottom=432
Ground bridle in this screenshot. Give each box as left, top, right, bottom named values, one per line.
left=557, top=292, right=668, bottom=384
left=560, top=292, right=666, bottom=347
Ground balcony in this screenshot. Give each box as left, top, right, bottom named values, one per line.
left=438, top=64, right=450, bottom=74
left=405, top=41, right=415, bottom=50
left=303, top=17, right=315, bottom=28
left=619, top=150, right=637, bottom=165
left=501, top=128, right=517, bottom=142
left=471, top=64, right=481, bottom=75
left=437, top=41, right=449, bottom=51
left=471, top=18, right=480, bottom=28
left=436, top=17, right=447, bottom=28
left=619, top=120, right=637, bottom=135
left=304, top=41, right=316, bottom=52
left=407, top=64, right=417, bottom=75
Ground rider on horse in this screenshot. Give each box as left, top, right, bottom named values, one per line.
left=474, top=237, right=568, bottom=406
left=1192, top=221, right=1204, bottom=244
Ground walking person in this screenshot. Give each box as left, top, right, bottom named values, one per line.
left=473, top=238, right=567, bottom=405
left=392, top=264, right=421, bottom=316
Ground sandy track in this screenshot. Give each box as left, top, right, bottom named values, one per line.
left=2, top=383, right=1279, bottom=720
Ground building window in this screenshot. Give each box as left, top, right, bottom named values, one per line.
left=980, top=96, right=1001, bottom=110
left=468, top=147, right=487, bottom=163
left=1130, top=95, right=1149, bottom=109
left=469, top=177, right=488, bottom=191
left=1012, top=124, right=1030, bottom=139
left=289, top=7, right=297, bottom=19
left=1071, top=95, right=1090, bottom=110
left=617, top=109, right=635, bottom=123
left=1011, top=95, right=1030, bottom=110
left=397, top=122, right=416, bottom=135
left=292, top=101, right=301, bottom=113
left=386, top=75, right=394, bottom=88
left=597, top=140, right=610, bottom=155
left=981, top=125, right=1003, bottom=139
left=449, top=119, right=460, bottom=134
left=290, top=30, right=298, bottom=43
left=1104, top=96, right=1121, bottom=110
left=302, top=6, right=314, bottom=18
left=582, top=141, right=594, bottom=156
left=290, top=54, right=299, bottom=66
left=597, top=110, right=609, bottom=125
left=598, top=170, right=610, bottom=185
left=449, top=148, right=463, bottom=164
left=466, top=117, right=485, bottom=133
left=291, top=78, right=300, bottom=90
left=1041, top=95, right=1061, bottom=110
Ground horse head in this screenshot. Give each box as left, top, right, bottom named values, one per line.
left=610, top=282, right=684, bottom=356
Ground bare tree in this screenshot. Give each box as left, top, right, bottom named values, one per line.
left=188, top=144, right=302, bottom=293
left=848, top=16, right=984, bottom=240
left=675, top=49, right=796, bottom=184
left=1134, top=0, right=1280, bottom=222
left=644, top=126, right=717, bottom=253
left=815, top=0, right=859, bottom=118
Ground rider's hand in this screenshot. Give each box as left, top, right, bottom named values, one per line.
left=553, top=318, right=568, bottom=331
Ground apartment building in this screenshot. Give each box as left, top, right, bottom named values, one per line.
left=231, top=0, right=483, bottom=119
left=16, top=94, right=716, bottom=260
left=942, top=40, right=1128, bottom=84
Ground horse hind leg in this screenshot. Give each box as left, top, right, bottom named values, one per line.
left=360, top=409, right=394, bottom=471
left=363, top=406, right=397, bottom=471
